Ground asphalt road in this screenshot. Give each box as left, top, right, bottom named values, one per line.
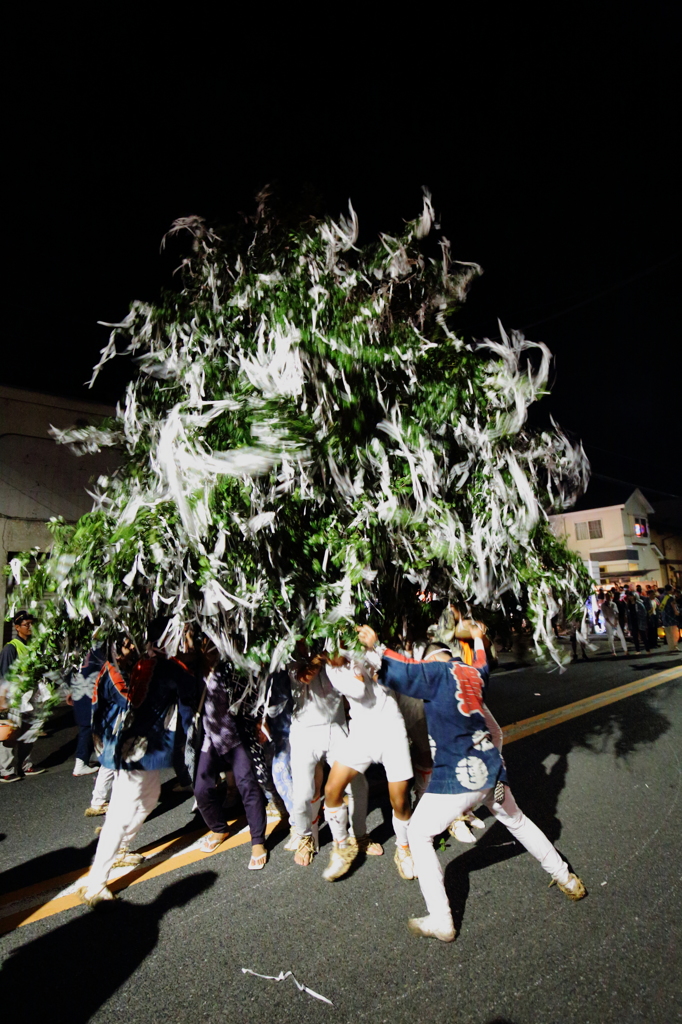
left=1, top=638, right=681, bottom=1024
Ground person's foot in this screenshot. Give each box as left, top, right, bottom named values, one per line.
left=21, top=764, right=46, bottom=777
left=199, top=831, right=230, bottom=854
left=322, top=841, right=358, bottom=881
left=0, top=772, right=22, bottom=784
left=248, top=844, right=268, bottom=870
left=294, top=833, right=316, bottom=866
left=76, top=885, right=117, bottom=907
left=407, top=915, right=456, bottom=942
left=112, top=848, right=145, bottom=868
left=283, top=828, right=300, bottom=852
left=73, top=759, right=99, bottom=776
left=348, top=834, right=384, bottom=856
left=84, top=803, right=109, bottom=817
left=394, top=844, right=417, bottom=880
left=448, top=818, right=477, bottom=844
left=551, top=872, right=587, bottom=900
left=172, top=781, right=193, bottom=792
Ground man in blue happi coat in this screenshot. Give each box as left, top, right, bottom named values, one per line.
left=357, top=621, right=586, bottom=942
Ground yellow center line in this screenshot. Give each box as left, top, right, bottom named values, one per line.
left=1, top=663, right=680, bottom=936
left=501, top=664, right=682, bottom=744
left=0, top=817, right=287, bottom=935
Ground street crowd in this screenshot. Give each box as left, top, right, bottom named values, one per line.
left=1, top=587, right=679, bottom=942
left=572, top=583, right=682, bottom=660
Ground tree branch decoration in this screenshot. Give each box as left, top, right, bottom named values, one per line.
left=6, top=190, right=592, bottom=710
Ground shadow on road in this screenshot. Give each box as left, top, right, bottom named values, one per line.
left=444, top=687, right=672, bottom=934
left=0, top=872, right=217, bottom=1024
left=0, top=839, right=98, bottom=897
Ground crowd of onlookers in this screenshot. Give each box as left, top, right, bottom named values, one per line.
left=578, top=583, right=681, bottom=659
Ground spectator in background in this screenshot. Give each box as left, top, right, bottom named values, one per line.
left=601, top=593, right=628, bottom=658
left=644, top=588, right=659, bottom=650
left=626, top=592, right=650, bottom=654
left=659, top=586, right=680, bottom=653
left=0, top=611, right=46, bottom=783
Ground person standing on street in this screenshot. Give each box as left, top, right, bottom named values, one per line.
left=76, top=623, right=195, bottom=906
left=355, top=621, right=586, bottom=942
left=601, top=593, right=628, bottom=658
left=0, top=611, right=47, bottom=782
left=659, top=586, right=680, bottom=653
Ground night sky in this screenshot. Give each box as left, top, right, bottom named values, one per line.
left=7, top=13, right=679, bottom=500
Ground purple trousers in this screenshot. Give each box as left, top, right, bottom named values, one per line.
left=195, top=741, right=266, bottom=845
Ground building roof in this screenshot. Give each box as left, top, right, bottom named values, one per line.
left=568, top=477, right=645, bottom=513
left=568, top=475, right=678, bottom=515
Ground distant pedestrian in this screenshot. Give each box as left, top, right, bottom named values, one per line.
left=626, top=593, right=650, bottom=654
left=601, top=595, right=628, bottom=657
left=0, top=611, right=47, bottom=782
left=659, top=587, right=680, bottom=653
left=644, top=589, right=659, bottom=650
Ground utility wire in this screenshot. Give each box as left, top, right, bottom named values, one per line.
left=520, top=252, right=681, bottom=330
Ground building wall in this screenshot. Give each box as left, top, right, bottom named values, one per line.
left=0, top=386, right=120, bottom=633
left=651, top=527, right=682, bottom=586
left=549, top=489, right=664, bottom=585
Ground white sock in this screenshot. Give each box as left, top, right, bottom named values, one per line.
left=324, top=804, right=349, bottom=845
left=392, top=813, right=411, bottom=848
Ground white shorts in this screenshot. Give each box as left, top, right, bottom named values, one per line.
left=334, top=714, right=413, bottom=783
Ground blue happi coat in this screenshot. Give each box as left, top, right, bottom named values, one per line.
left=92, top=655, right=195, bottom=771
left=379, top=642, right=506, bottom=795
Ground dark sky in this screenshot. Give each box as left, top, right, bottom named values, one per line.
left=7, top=12, right=680, bottom=499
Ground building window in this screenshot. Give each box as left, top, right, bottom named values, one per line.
left=575, top=522, right=588, bottom=540
left=588, top=520, right=603, bottom=539
left=634, top=517, right=648, bottom=538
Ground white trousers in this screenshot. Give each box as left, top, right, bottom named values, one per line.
left=91, top=765, right=115, bottom=807
left=87, top=769, right=160, bottom=890
left=408, top=786, right=571, bottom=925
left=289, top=720, right=368, bottom=836
left=604, top=620, right=628, bottom=655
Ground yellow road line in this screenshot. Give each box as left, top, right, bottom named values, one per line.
left=0, top=817, right=286, bottom=936
left=1, top=663, right=679, bottom=937
left=502, top=664, right=682, bottom=745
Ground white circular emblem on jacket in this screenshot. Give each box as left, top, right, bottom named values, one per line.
left=455, top=756, right=489, bottom=790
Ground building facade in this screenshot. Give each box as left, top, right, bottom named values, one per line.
left=549, top=482, right=681, bottom=587
left=0, top=385, right=119, bottom=639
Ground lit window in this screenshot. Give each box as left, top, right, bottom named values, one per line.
left=575, top=522, right=588, bottom=540
left=588, top=520, right=603, bottom=539
left=634, top=517, right=648, bottom=537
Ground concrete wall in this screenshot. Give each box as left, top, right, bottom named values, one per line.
left=0, top=386, right=120, bottom=632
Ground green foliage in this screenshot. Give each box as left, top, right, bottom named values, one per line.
left=7, top=191, right=592, bottom=704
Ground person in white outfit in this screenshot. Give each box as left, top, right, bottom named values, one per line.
left=77, top=626, right=195, bottom=906
left=287, top=649, right=375, bottom=867
left=320, top=650, right=415, bottom=882
left=601, top=594, right=628, bottom=657
left=356, top=622, right=586, bottom=942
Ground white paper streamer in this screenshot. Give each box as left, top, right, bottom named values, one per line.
left=241, top=968, right=333, bottom=1005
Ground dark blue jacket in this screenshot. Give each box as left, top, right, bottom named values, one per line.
left=92, top=656, right=195, bottom=771
left=379, top=643, right=506, bottom=795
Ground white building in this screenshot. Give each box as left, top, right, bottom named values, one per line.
left=549, top=479, right=680, bottom=587
left=0, top=385, right=120, bottom=641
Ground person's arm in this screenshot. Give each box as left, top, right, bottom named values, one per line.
left=355, top=624, right=442, bottom=699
